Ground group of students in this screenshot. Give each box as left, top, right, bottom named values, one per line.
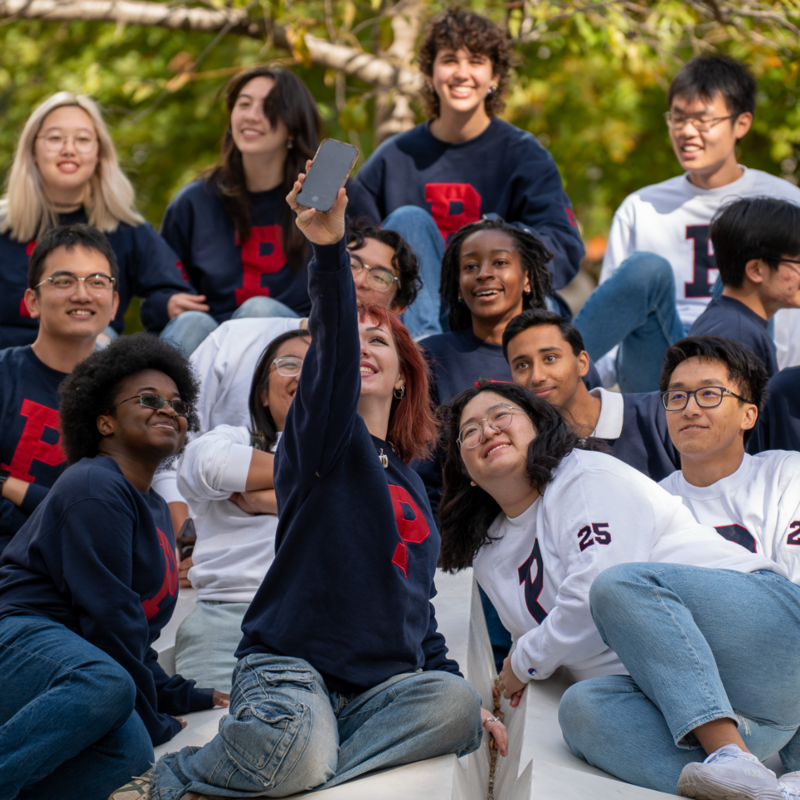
left=2, top=5, right=800, bottom=800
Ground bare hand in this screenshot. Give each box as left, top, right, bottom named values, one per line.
left=178, top=555, right=193, bottom=589
left=498, top=656, right=527, bottom=706
left=167, top=292, right=210, bottom=319
left=229, top=489, right=277, bottom=516
left=213, top=690, right=230, bottom=707
left=286, top=161, right=347, bottom=246
left=481, top=708, right=509, bottom=757
left=1, top=476, right=30, bottom=507
left=174, top=716, right=188, bottom=730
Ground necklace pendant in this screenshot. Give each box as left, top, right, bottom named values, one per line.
left=379, top=449, right=389, bottom=469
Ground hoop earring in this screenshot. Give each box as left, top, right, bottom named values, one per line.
left=394, top=385, right=406, bottom=400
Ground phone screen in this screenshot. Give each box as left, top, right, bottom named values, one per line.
left=296, top=139, right=359, bottom=213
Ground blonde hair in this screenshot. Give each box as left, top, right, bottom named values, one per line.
left=0, top=92, right=144, bottom=242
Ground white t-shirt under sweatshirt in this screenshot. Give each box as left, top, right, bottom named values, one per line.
left=473, top=449, right=782, bottom=685
left=660, top=450, right=800, bottom=584
left=601, top=166, right=800, bottom=329
left=176, top=424, right=280, bottom=603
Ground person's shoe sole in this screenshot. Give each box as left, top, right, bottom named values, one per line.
left=677, top=763, right=783, bottom=800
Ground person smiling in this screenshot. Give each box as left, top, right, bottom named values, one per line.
left=437, top=380, right=800, bottom=799
left=172, top=329, right=310, bottom=692
left=0, top=334, right=228, bottom=800
left=575, top=55, right=800, bottom=392
left=115, top=174, right=505, bottom=800
left=159, top=68, right=322, bottom=355
left=0, top=224, right=119, bottom=556
left=0, top=92, right=195, bottom=349
left=502, top=308, right=679, bottom=481
left=349, top=7, right=582, bottom=339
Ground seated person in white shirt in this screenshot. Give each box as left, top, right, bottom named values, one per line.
left=502, top=308, right=679, bottom=480
left=659, top=335, right=800, bottom=573
left=173, top=329, right=309, bottom=692
left=437, top=380, right=800, bottom=799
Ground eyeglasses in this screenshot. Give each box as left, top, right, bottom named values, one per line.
left=35, top=272, right=115, bottom=295
left=270, top=356, right=304, bottom=377
left=458, top=405, right=518, bottom=449
left=350, top=260, right=400, bottom=293
left=661, top=386, right=750, bottom=411
left=36, top=132, right=98, bottom=153
left=664, top=112, right=733, bottom=133
left=108, top=393, right=192, bottom=418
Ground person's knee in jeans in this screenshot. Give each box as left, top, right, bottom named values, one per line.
left=160, top=309, right=219, bottom=356
left=232, top=295, right=300, bottom=319
left=434, top=673, right=485, bottom=755
left=77, top=656, right=138, bottom=734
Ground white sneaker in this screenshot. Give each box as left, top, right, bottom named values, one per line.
left=780, top=770, right=800, bottom=799
left=677, top=744, right=782, bottom=800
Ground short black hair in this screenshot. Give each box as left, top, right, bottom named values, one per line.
left=58, top=333, right=200, bottom=465
left=659, top=336, right=769, bottom=444
left=346, top=220, right=421, bottom=311
left=668, top=55, right=757, bottom=120
left=440, top=217, right=553, bottom=332
left=28, top=224, right=119, bottom=290
left=502, top=308, right=586, bottom=362
left=711, top=197, right=800, bottom=287
left=249, top=329, right=311, bottom=451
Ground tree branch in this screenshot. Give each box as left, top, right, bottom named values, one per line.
left=0, top=0, right=424, bottom=91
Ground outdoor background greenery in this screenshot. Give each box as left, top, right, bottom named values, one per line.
left=1, top=0, right=798, bottom=323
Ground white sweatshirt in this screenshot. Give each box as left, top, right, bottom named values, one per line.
left=177, top=424, right=280, bottom=603
left=473, top=449, right=782, bottom=684
left=153, top=317, right=302, bottom=505
left=601, top=167, right=800, bottom=328
left=660, top=451, right=800, bottom=584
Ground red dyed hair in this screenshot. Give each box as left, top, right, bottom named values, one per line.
left=358, top=304, right=436, bottom=463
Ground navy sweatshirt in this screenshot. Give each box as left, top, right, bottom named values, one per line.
left=161, top=180, right=311, bottom=321
left=689, top=296, right=778, bottom=377
left=0, top=210, right=191, bottom=347
left=0, top=456, right=213, bottom=744
left=237, top=239, right=460, bottom=693
left=349, top=119, right=584, bottom=290
left=595, top=390, right=680, bottom=481
left=748, top=365, right=800, bottom=454
left=415, top=328, right=603, bottom=514
left=0, top=346, right=67, bottom=555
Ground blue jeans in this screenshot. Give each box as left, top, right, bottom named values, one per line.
left=383, top=206, right=447, bottom=340
left=575, top=252, right=687, bottom=393
left=559, top=564, right=800, bottom=794
left=150, top=653, right=483, bottom=799
left=160, top=296, right=300, bottom=357
left=0, top=615, right=152, bottom=800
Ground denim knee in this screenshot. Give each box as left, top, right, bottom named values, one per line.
left=559, top=681, right=597, bottom=757
left=234, top=296, right=300, bottom=319
left=383, top=205, right=439, bottom=235
left=425, top=672, right=484, bottom=754
left=615, top=252, right=674, bottom=288
left=78, top=658, right=137, bottom=731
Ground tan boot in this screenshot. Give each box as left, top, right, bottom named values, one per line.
left=108, top=769, right=152, bottom=799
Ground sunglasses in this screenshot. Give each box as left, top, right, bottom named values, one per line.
left=107, top=393, right=191, bottom=418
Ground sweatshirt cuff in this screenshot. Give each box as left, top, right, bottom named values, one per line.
left=510, top=646, right=536, bottom=684
left=189, top=686, right=216, bottom=712
left=311, top=239, right=348, bottom=273
left=20, top=482, right=49, bottom=515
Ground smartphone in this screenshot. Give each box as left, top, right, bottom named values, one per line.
left=176, top=517, right=197, bottom=561
left=296, top=139, right=359, bottom=213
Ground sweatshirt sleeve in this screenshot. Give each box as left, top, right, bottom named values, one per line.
left=420, top=583, right=462, bottom=676
left=144, top=647, right=214, bottom=714
left=177, top=425, right=255, bottom=504
left=508, top=147, right=584, bottom=291
left=510, top=468, right=658, bottom=682
left=133, top=222, right=195, bottom=333
left=160, top=194, right=196, bottom=291
left=275, top=239, right=361, bottom=501
left=768, top=455, right=800, bottom=584
left=600, top=204, right=634, bottom=283
left=45, top=498, right=183, bottom=745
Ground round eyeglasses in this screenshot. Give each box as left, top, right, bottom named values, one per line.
left=350, top=261, right=400, bottom=293
left=458, top=405, right=518, bottom=449
left=36, top=132, right=98, bottom=153
left=35, top=272, right=115, bottom=295
left=108, top=393, right=191, bottom=418
left=270, top=356, right=304, bottom=377
left=661, top=386, right=750, bottom=411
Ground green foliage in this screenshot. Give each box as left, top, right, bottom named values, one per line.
left=1, top=0, right=798, bottom=294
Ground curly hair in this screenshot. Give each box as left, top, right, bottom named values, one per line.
left=346, top=220, right=421, bottom=311
left=417, top=7, right=514, bottom=119
left=58, top=333, right=200, bottom=465
left=438, top=381, right=607, bottom=572
left=440, top=218, right=553, bottom=332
